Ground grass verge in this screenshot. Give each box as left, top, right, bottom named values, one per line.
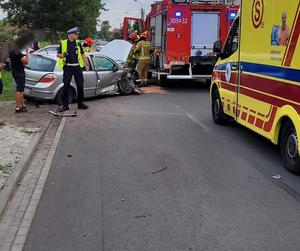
left=0, top=71, right=15, bottom=102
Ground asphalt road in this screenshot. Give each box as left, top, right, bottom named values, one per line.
left=24, top=81, right=300, bottom=251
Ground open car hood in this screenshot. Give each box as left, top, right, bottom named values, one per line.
left=100, top=39, right=132, bottom=66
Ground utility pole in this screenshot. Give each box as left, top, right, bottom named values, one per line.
left=141, top=7, right=145, bottom=20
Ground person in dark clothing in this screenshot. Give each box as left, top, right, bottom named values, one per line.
left=0, top=62, right=4, bottom=95
left=57, top=27, right=90, bottom=112
left=9, top=47, right=29, bottom=113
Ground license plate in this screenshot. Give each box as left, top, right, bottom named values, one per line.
left=24, top=88, right=31, bottom=95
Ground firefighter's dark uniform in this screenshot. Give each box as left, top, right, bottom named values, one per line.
left=57, top=28, right=86, bottom=109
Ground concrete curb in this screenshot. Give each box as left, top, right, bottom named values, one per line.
left=0, top=116, right=57, bottom=218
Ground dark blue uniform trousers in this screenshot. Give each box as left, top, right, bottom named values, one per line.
left=63, top=65, right=84, bottom=106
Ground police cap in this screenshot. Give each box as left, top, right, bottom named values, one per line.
left=67, top=27, right=80, bottom=35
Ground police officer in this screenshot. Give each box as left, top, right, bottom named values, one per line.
left=57, top=27, right=90, bottom=112
left=134, top=31, right=153, bottom=86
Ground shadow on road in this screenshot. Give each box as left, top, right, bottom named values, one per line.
left=154, top=79, right=211, bottom=92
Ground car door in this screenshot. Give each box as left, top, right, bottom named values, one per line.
left=93, top=56, right=120, bottom=95
left=82, top=56, right=98, bottom=97
left=217, top=17, right=240, bottom=118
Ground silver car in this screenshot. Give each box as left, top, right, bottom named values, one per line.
left=23, top=40, right=133, bottom=104
left=33, top=45, right=59, bottom=55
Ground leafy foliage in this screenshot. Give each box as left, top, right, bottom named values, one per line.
left=0, top=0, right=106, bottom=41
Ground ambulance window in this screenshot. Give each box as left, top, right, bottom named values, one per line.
left=222, top=18, right=240, bottom=59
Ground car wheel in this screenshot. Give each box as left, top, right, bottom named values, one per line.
left=118, top=75, right=133, bottom=95
left=56, top=88, right=75, bottom=105
left=212, top=88, right=228, bottom=124
left=280, top=120, right=300, bottom=174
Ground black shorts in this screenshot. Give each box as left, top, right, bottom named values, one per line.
left=0, top=79, right=3, bottom=95
left=13, top=72, right=25, bottom=92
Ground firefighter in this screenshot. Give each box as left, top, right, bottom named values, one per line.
left=134, top=32, right=153, bottom=86
left=57, top=27, right=90, bottom=112
left=126, top=33, right=139, bottom=69
left=83, top=38, right=94, bottom=53
left=126, top=33, right=142, bottom=94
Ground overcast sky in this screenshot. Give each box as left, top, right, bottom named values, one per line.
left=101, top=0, right=154, bottom=29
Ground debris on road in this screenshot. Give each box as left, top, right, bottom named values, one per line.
left=134, top=215, right=146, bottom=219
left=152, top=166, right=168, bottom=175
left=272, top=174, right=282, bottom=179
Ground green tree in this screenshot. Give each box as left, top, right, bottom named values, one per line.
left=0, top=20, right=17, bottom=43
left=111, top=28, right=122, bottom=40
left=132, top=20, right=143, bottom=35
left=0, top=0, right=106, bottom=42
left=99, top=21, right=111, bottom=41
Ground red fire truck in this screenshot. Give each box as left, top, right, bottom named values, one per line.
left=146, top=0, right=239, bottom=82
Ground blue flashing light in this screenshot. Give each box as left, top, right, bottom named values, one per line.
left=229, top=11, right=237, bottom=20
left=175, top=11, right=182, bottom=17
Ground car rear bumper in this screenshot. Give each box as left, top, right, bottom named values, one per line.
left=23, top=85, right=56, bottom=100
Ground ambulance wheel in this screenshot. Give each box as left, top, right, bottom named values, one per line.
left=212, top=88, right=227, bottom=124
left=56, top=88, right=75, bottom=105
left=280, top=121, right=300, bottom=174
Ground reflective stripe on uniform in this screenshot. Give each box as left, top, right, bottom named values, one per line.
left=58, top=39, right=84, bottom=69
left=136, top=41, right=151, bottom=61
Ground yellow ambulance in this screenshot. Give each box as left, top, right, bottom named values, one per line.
left=211, top=0, right=300, bottom=174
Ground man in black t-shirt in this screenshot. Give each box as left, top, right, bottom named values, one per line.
left=57, top=27, right=90, bottom=112
left=9, top=47, right=29, bottom=113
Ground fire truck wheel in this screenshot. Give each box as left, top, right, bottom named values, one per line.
left=157, top=75, right=167, bottom=86
left=280, top=120, right=300, bottom=174
left=212, top=88, right=227, bottom=124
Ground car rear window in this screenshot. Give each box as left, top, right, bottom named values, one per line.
left=26, top=55, right=56, bottom=72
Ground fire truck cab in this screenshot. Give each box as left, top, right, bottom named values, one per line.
left=148, top=0, right=239, bottom=82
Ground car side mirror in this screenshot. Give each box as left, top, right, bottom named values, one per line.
left=213, top=41, right=222, bottom=54
left=112, top=65, right=119, bottom=72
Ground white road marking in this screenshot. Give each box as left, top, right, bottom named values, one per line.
left=176, top=105, right=211, bottom=133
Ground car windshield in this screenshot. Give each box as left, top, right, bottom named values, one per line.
left=26, top=55, right=56, bottom=72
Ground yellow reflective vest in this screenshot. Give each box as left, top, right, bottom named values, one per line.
left=134, top=40, right=152, bottom=61
left=58, top=39, right=84, bottom=69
